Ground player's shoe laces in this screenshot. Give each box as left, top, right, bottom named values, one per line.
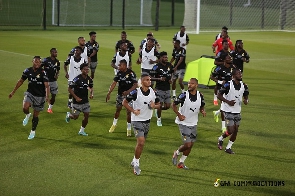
left=47, top=108, right=53, bottom=113
left=213, top=111, right=219, bottom=122
left=177, top=162, right=189, bottom=169
left=28, top=132, right=35, bottom=140
left=78, top=131, right=88, bottom=136
left=222, top=127, right=227, bottom=133
left=172, top=151, right=178, bottom=166
left=157, top=120, right=162, bottom=127
left=133, top=166, right=141, bottom=175
left=23, top=113, right=31, bottom=126
left=225, top=148, right=235, bottom=154
left=213, top=100, right=218, bottom=106
left=109, top=125, right=116, bottom=133
left=127, top=129, right=132, bottom=137
left=217, top=139, right=223, bottom=150
left=65, top=112, right=70, bottom=123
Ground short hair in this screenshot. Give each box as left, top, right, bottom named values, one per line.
left=190, top=78, right=198, bottom=83
left=80, top=63, right=88, bottom=70
left=222, top=39, right=228, bottom=45
left=121, top=31, right=126, bottom=35
left=141, top=73, right=150, bottom=78
left=222, top=26, right=228, bottom=30
left=235, top=40, right=243, bottom=44
left=159, top=51, right=167, bottom=57
left=33, top=56, right=41, bottom=59
left=180, top=25, right=185, bottom=29
left=78, top=36, right=84, bottom=40
left=75, top=46, right=83, bottom=51
left=119, top=59, right=127, bottom=65
left=89, top=31, right=96, bottom=36
left=231, top=68, right=241, bottom=76
left=50, top=48, right=57, bottom=52
left=147, top=38, right=155, bottom=43
left=174, top=40, right=180, bottom=44
left=147, top=32, right=153, bottom=36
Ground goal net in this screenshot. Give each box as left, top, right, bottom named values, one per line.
left=52, top=0, right=153, bottom=26
left=184, top=0, right=295, bottom=33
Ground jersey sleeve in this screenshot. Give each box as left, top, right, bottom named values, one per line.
left=70, top=76, right=79, bottom=88
left=113, top=73, right=119, bottom=82
left=64, top=56, right=70, bottom=66
left=111, top=54, right=116, bottom=64
left=128, top=41, right=135, bottom=53
left=219, top=82, right=230, bottom=95
left=200, top=92, right=205, bottom=107
left=186, top=34, right=189, bottom=42
left=172, top=33, right=177, bottom=41
left=180, top=48, right=186, bottom=57
left=21, top=68, right=29, bottom=81
left=125, top=89, right=137, bottom=102
left=243, top=83, right=249, bottom=97
left=42, top=70, right=49, bottom=82
left=174, top=92, right=186, bottom=105
left=130, top=71, right=137, bottom=83
left=56, top=61, right=61, bottom=71
left=115, top=41, right=120, bottom=50
left=88, top=77, right=94, bottom=89
left=211, top=66, right=221, bottom=78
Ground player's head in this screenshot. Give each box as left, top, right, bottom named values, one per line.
left=173, top=40, right=180, bottom=48
left=188, top=78, right=198, bottom=92
left=159, top=51, right=168, bottom=63
left=224, top=54, right=233, bottom=64
left=89, top=31, right=96, bottom=40
left=141, top=73, right=151, bottom=88
left=147, top=38, right=155, bottom=47
left=120, top=42, right=128, bottom=51
left=222, top=26, right=228, bottom=32
left=147, top=32, right=153, bottom=39
left=180, top=25, right=186, bottom=32
left=80, top=63, right=89, bottom=75
left=74, top=46, right=83, bottom=56
left=50, top=48, right=58, bottom=57
left=121, top=31, right=127, bottom=40
left=221, top=30, right=228, bottom=38
left=232, top=68, right=242, bottom=81
left=222, top=39, right=229, bottom=50
left=78, top=37, right=85, bottom=46
left=118, top=59, right=128, bottom=71
left=235, top=40, right=243, bottom=49
left=32, top=56, right=42, bottom=69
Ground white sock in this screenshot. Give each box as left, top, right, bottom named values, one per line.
left=30, top=130, right=35, bottom=134
left=48, top=104, right=53, bottom=109
left=127, top=122, right=131, bottom=130
left=222, top=121, right=226, bottom=129
left=113, top=118, right=118, bottom=126
left=214, top=94, right=217, bottom=101
left=226, top=140, right=234, bottom=149
left=68, top=99, right=72, bottom=102
left=172, top=90, right=176, bottom=96
left=26, top=113, right=31, bottom=118
left=179, top=155, right=187, bottom=163
left=175, top=149, right=180, bottom=155
left=218, top=135, right=224, bottom=141
left=181, top=89, right=185, bottom=93
left=133, top=156, right=140, bottom=166
left=157, top=117, right=161, bottom=122
left=80, top=126, right=85, bottom=132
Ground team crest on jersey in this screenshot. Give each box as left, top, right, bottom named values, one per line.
left=183, top=136, right=187, bottom=141
left=36, top=74, right=40, bottom=78
left=226, top=120, right=229, bottom=124
left=126, top=74, right=129, bottom=78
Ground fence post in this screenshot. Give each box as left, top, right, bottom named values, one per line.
left=110, top=0, right=113, bottom=26
left=171, top=0, right=175, bottom=26
left=43, top=0, right=46, bottom=30
left=57, top=0, right=60, bottom=26
left=122, top=0, right=125, bottom=29
left=155, top=0, right=160, bottom=31
left=229, top=0, right=233, bottom=26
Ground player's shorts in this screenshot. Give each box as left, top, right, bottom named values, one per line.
left=23, top=92, right=45, bottom=112
left=132, top=121, right=150, bottom=139
left=72, top=102, right=90, bottom=115
left=90, top=61, right=98, bottom=72
left=178, top=124, right=197, bottom=143
left=155, top=89, right=171, bottom=103
left=116, top=94, right=126, bottom=107
left=224, top=112, right=241, bottom=126
left=172, top=69, right=185, bottom=80
left=49, top=81, right=58, bottom=94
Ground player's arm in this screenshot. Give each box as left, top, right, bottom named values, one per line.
left=110, top=54, right=117, bottom=69
left=137, top=51, right=142, bottom=64
left=88, top=78, right=94, bottom=99
left=172, top=93, right=186, bottom=120
left=212, top=40, right=218, bottom=53
left=115, top=42, right=119, bottom=53
left=106, top=80, right=117, bottom=102
left=68, top=81, right=81, bottom=102
left=217, top=83, right=235, bottom=106
left=199, top=92, right=206, bottom=117
left=186, top=34, right=189, bottom=45
left=89, top=45, right=98, bottom=58
left=123, top=72, right=138, bottom=96
left=244, top=51, right=250, bottom=63
left=42, top=70, right=50, bottom=102
left=214, top=53, right=224, bottom=66
left=64, top=57, right=70, bottom=79
left=174, top=49, right=185, bottom=70
left=243, top=83, right=249, bottom=105
left=128, top=42, right=135, bottom=54
left=123, top=90, right=140, bottom=115
left=9, top=78, right=25, bottom=98
left=172, top=33, right=177, bottom=43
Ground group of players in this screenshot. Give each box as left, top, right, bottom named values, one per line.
left=8, top=25, right=250, bottom=175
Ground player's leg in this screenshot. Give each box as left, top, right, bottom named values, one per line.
left=217, top=112, right=234, bottom=150
left=178, top=69, right=185, bottom=93
left=213, top=85, right=218, bottom=106
left=28, top=95, right=45, bottom=139
left=171, top=72, right=178, bottom=99
left=126, top=110, right=132, bottom=136
left=109, top=95, right=123, bottom=133
left=78, top=103, right=90, bottom=136
left=22, top=92, right=32, bottom=126
left=225, top=114, right=241, bottom=154
left=90, top=62, right=97, bottom=79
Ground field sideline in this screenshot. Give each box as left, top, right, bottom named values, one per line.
left=0, top=29, right=295, bottom=196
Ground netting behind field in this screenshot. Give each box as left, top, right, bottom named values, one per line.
left=52, top=0, right=153, bottom=26
left=184, top=0, right=295, bottom=33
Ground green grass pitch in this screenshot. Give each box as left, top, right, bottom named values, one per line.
left=0, top=29, right=294, bottom=195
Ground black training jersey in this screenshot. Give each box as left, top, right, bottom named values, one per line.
left=215, top=49, right=230, bottom=63
left=174, top=92, right=205, bottom=107
left=114, top=69, right=137, bottom=95
left=219, top=80, right=249, bottom=97
left=41, top=57, right=60, bottom=82
left=115, top=40, right=135, bottom=54
left=21, top=67, right=48, bottom=97
left=211, top=64, right=236, bottom=87
left=70, top=74, right=93, bottom=104
left=86, top=41, right=99, bottom=62
left=230, top=49, right=250, bottom=72
left=152, top=62, right=174, bottom=91
left=172, top=47, right=186, bottom=70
